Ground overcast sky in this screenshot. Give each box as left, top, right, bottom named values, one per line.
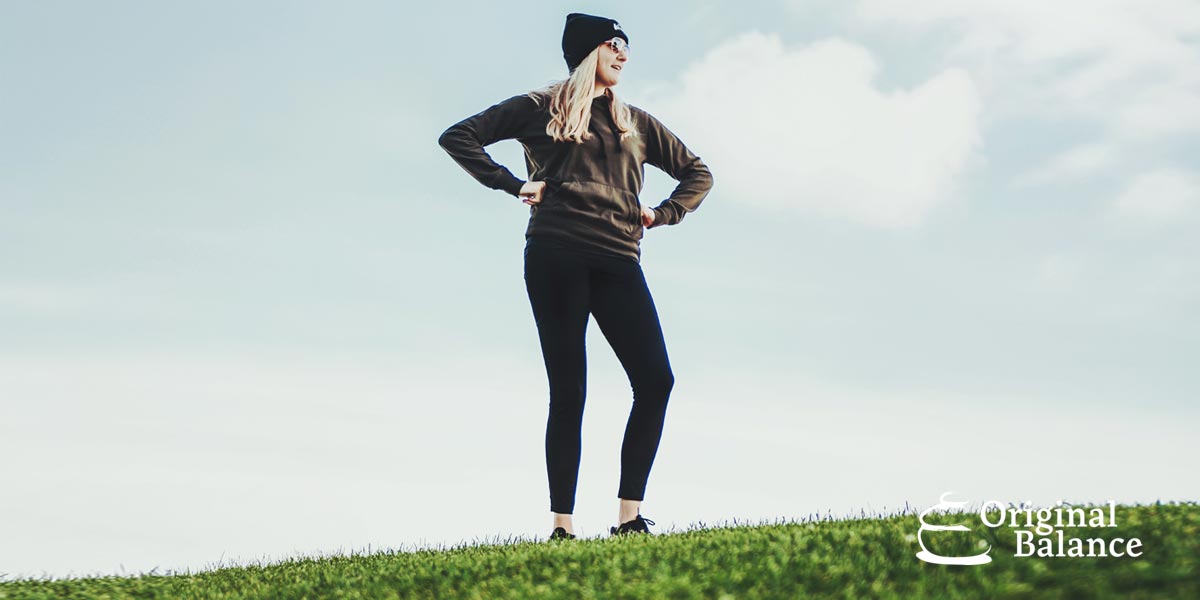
left=2, top=0, right=1198, bottom=580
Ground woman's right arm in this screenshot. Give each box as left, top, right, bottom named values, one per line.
left=438, top=94, right=537, bottom=198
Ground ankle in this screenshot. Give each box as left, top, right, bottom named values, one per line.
left=552, top=512, right=574, bottom=533
left=617, top=499, right=642, bottom=523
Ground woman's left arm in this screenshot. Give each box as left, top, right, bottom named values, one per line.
left=641, top=112, right=714, bottom=228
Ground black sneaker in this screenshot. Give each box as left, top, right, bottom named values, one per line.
left=549, top=526, right=576, bottom=541
left=609, top=514, right=656, bottom=536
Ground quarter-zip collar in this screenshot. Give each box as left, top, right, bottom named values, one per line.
left=591, top=93, right=620, bottom=156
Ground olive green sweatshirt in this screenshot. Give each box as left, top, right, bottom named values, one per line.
left=438, top=91, right=713, bottom=262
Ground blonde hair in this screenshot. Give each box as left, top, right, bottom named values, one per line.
left=527, top=46, right=640, bottom=144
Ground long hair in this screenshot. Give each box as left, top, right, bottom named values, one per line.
left=527, top=46, right=640, bottom=144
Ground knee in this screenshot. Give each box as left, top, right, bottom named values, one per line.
left=548, top=381, right=587, bottom=413
left=637, top=367, right=674, bottom=399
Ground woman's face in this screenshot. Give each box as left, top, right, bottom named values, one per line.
left=594, top=37, right=629, bottom=88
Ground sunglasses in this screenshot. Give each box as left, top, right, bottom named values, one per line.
left=605, top=37, right=630, bottom=56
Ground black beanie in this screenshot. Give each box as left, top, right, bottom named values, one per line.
left=562, top=12, right=629, bottom=74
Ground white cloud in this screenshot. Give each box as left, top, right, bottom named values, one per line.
left=1114, top=80, right=1200, bottom=140
left=638, top=32, right=983, bottom=228
left=847, top=0, right=1200, bottom=186
left=1013, top=142, right=1116, bottom=187
left=1107, top=167, right=1200, bottom=222
left=853, top=0, right=1199, bottom=94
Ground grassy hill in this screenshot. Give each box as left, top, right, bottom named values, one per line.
left=2, top=500, right=1195, bottom=599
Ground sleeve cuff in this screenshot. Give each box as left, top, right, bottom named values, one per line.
left=648, top=206, right=669, bottom=228
left=501, top=176, right=527, bottom=197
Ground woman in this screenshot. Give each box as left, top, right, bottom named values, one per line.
left=438, top=12, right=713, bottom=541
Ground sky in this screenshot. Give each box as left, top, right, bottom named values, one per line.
left=2, top=0, right=1198, bottom=581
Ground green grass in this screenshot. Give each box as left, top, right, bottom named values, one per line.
left=3, top=500, right=1196, bottom=599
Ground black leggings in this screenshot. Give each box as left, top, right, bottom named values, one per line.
left=523, top=236, right=675, bottom=515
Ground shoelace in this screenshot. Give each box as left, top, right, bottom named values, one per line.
left=611, top=514, right=657, bottom=534
left=624, top=515, right=654, bottom=531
